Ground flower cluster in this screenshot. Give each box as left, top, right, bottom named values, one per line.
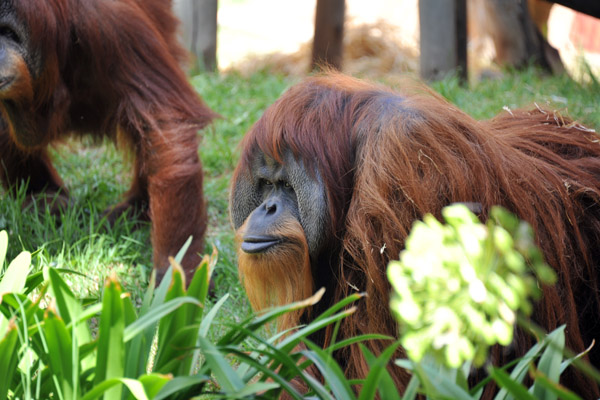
left=388, top=204, right=555, bottom=367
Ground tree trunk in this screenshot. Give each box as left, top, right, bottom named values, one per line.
left=312, top=0, right=346, bottom=71
left=419, top=0, right=467, bottom=82
left=470, top=0, right=564, bottom=74
left=174, top=0, right=218, bottom=72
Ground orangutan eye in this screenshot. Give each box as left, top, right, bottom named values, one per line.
left=0, top=25, right=21, bottom=45
left=263, top=179, right=273, bottom=186
left=283, top=181, right=291, bottom=188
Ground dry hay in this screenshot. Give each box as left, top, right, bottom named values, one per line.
left=226, top=19, right=419, bottom=77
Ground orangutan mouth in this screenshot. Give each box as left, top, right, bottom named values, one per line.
left=241, top=235, right=282, bottom=253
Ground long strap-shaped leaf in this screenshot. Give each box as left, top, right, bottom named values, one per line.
left=94, top=277, right=125, bottom=400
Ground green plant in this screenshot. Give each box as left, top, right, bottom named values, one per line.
left=1, top=197, right=596, bottom=400
left=0, top=232, right=213, bottom=399
left=0, top=231, right=384, bottom=399
left=388, top=205, right=591, bottom=400
left=388, top=204, right=556, bottom=368
left=0, top=229, right=424, bottom=399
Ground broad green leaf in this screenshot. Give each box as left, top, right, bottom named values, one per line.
left=494, top=338, right=545, bottom=400
left=359, top=343, right=402, bottom=400
left=94, top=277, right=125, bottom=400
left=47, top=268, right=94, bottom=370
left=125, top=271, right=157, bottom=379
left=224, top=327, right=307, bottom=384
left=186, top=247, right=217, bottom=325
left=185, top=262, right=208, bottom=324
left=196, top=335, right=244, bottom=392
left=191, top=294, right=229, bottom=376
left=415, top=361, right=475, bottom=400
left=488, top=367, right=537, bottom=400
left=0, top=251, right=30, bottom=295
left=123, top=297, right=202, bottom=342
left=303, top=340, right=356, bottom=400
left=154, top=260, right=190, bottom=373
left=43, top=309, right=79, bottom=399
left=153, top=375, right=210, bottom=400
left=395, top=359, right=414, bottom=371
left=174, top=236, right=193, bottom=265
left=0, top=323, right=18, bottom=400
left=122, top=295, right=138, bottom=326
left=401, top=374, right=420, bottom=400
left=24, top=270, right=45, bottom=294
left=560, top=339, right=593, bottom=375
left=136, top=374, right=172, bottom=399
left=0, top=231, right=7, bottom=268
left=123, top=294, right=144, bottom=380
left=218, top=288, right=326, bottom=347
left=162, top=255, right=213, bottom=376
left=312, top=290, right=364, bottom=323
left=532, top=326, right=565, bottom=400
left=327, top=334, right=394, bottom=353
left=198, top=293, right=229, bottom=338
left=226, top=348, right=319, bottom=400
left=228, top=382, right=280, bottom=398
left=81, top=378, right=148, bottom=400
left=277, top=307, right=357, bottom=354
left=529, top=372, right=581, bottom=400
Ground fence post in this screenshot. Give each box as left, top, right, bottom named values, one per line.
left=174, top=0, right=218, bottom=72
left=419, top=0, right=467, bottom=82
left=312, top=0, right=346, bottom=71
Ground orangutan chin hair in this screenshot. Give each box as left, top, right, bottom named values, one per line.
left=237, top=219, right=314, bottom=331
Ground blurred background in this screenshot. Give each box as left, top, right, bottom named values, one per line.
left=174, top=0, right=600, bottom=82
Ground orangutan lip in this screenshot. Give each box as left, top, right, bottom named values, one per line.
left=241, top=236, right=282, bottom=254
left=0, top=76, right=14, bottom=90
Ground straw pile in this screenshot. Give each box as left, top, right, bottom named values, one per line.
left=226, top=19, right=419, bottom=77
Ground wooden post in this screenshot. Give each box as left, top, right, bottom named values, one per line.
left=174, top=0, right=218, bottom=72
left=312, top=0, right=346, bottom=71
left=419, top=0, right=467, bottom=82
left=479, top=0, right=563, bottom=74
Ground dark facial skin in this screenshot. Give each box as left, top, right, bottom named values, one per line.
left=0, top=2, right=38, bottom=93
left=241, top=173, right=299, bottom=253
left=0, top=3, right=46, bottom=149
left=231, top=149, right=330, bottom=262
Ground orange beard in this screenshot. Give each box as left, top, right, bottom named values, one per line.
left=236, top=218, right=314, bottom=331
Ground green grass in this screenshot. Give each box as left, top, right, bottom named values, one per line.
left=0, top=67, right=598, bottom=330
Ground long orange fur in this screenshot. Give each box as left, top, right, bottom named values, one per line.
left=233, top=73, right=600, bottom=397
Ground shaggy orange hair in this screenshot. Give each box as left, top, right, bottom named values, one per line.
left=234, top=73, right=600, bottom=397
